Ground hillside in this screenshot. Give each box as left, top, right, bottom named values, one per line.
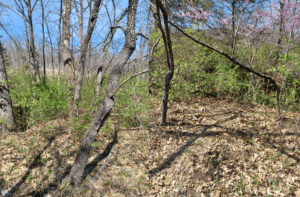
left=148, top=96, right=300, bottom=197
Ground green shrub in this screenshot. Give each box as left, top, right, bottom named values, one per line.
left=8, top=66, right=69, bottom=130
left=150, top=28, right=300, bottom=112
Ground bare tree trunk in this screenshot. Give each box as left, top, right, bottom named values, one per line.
left=275, top=1, right=284, bottom=66
left=168, top=20, right=282, bottom=116
left=152, top=0, right=175, bottom=124
left=0, top=42, right=16, bottom=132
left=23, top=16, right=30, bottom=66
left=250, top=72, right=256, bottom=103
left=62, top=0, right=72, bottom=83
left=58, top=0, right=63, bottom=76
left=87, top=0, right=92, bottom=80
left=41, top=0, right=46, bottom=80
left=26, top=0, right=40, bottom=82
left=72, top=0, right=105, bottom=116
left=69, top=0, right=138, bottom=186
left=94, top=7, right=129, bottom=99
left=74, top=0, right=84, bottom=42
left=45, top=19, right=54, bottom=78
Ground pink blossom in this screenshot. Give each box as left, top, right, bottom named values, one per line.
left=220, top=19, right=228, bottom=26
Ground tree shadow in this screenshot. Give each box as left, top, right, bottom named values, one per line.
left=81, top=131, right=118, bottom=181
left=149, top=125, right=212, bottom=176
left=6, top=135, right=56, bottom=197
left=149, top=110, right=300, bottom=177
left=29, top=131, right=118, bottom=196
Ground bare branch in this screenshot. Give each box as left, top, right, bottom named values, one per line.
left=110, top=26, right=126, bottom=35
left=167, top=20, right=281, bottom=116
left=0, top=22, right=26, bottom=61
left=149, top=35, right=162, bottom=64
left=109, top=69, right=149, bottom=98
left=127, top=54, right=148, bottom=64
left=32, top=0, right=39, bottom=11
left=136, top=32, right=149, bottom=40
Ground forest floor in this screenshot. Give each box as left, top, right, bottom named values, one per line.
left=148, top=96, right=300, bottom=197
left=0, top=115, right=150, bottom=197
left=1, top=96, right=300, bottom=196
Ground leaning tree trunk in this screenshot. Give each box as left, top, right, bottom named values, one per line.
left=0, top=42, right=16, bottom=132
left=94, top=7, right=129, bottom=100
left=69, top=0, right=138, bottom=186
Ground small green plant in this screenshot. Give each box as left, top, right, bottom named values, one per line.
left=16, top=146, right=27, bottom=153
left=26, top=173, right=38, bottom=183
left=245, top=137, right=253, bottom=144
left=101, top=119, right=113, bottom=136
left=284, top=155, right=290, bottom=166
left=291, top=186, right=295, bottom=191
left=0, top=178, right=6, bottom=186
left=119, top=171, right=130, bottom=177
left=251, top=175, right=262, bottom=186
left=5, top=138, right=13, bottom=146
left=92, top=141, right=103, bottom=148
left=234, top=179, right=245, bottom=193
left=215, top=176, right=220, bottom=189
left=59, top=179, right=68, bottom=191
left=269, top=180, right=277, bottom=188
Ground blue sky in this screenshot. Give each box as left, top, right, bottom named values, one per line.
left=0, top=0, right=149, bottom=62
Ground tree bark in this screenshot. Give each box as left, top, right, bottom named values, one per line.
left=151, top=0, right=175, bottom=125
left=69, top=0, right=138, bottom=186
left=62, top=0, right=72, bottom=83
left=58, top=0, right=63, bottom=76
left=23, top=16, right=30, bottom=66
left=72, top=0, right=105, bottom=116
left=275, top=1, right=284, bottom=66
left=26, top=0, right=40, bottom=81
left=41, top=0, right=46, bottom=79
left=94, top=7, right=129, bottom=99
left=45, top=19, right=54, bottom=78
left=0, top=42, right=16, bottom=132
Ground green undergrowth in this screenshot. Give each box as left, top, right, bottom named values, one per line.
left=150, top=28, right=300, bottom=112
left=8, top=66, right=69, bottom=131
left=7, top=65, right=148, bottom=133
left=70, top=71, right=149, bottom=134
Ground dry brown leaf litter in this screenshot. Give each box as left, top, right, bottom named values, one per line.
left=149, top=96, right=300, bottom=197
left=1, top=96, right=300, bottom=196
left=0, top=117, right=150, bottom=196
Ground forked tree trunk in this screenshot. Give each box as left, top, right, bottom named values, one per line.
left=152, top=0, right=175, bottom=124
left=69, top=0, right=138, bottom=186
left=0, top=42, right=16, bottom=132
left=94, top=7, right=129, bottom=99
